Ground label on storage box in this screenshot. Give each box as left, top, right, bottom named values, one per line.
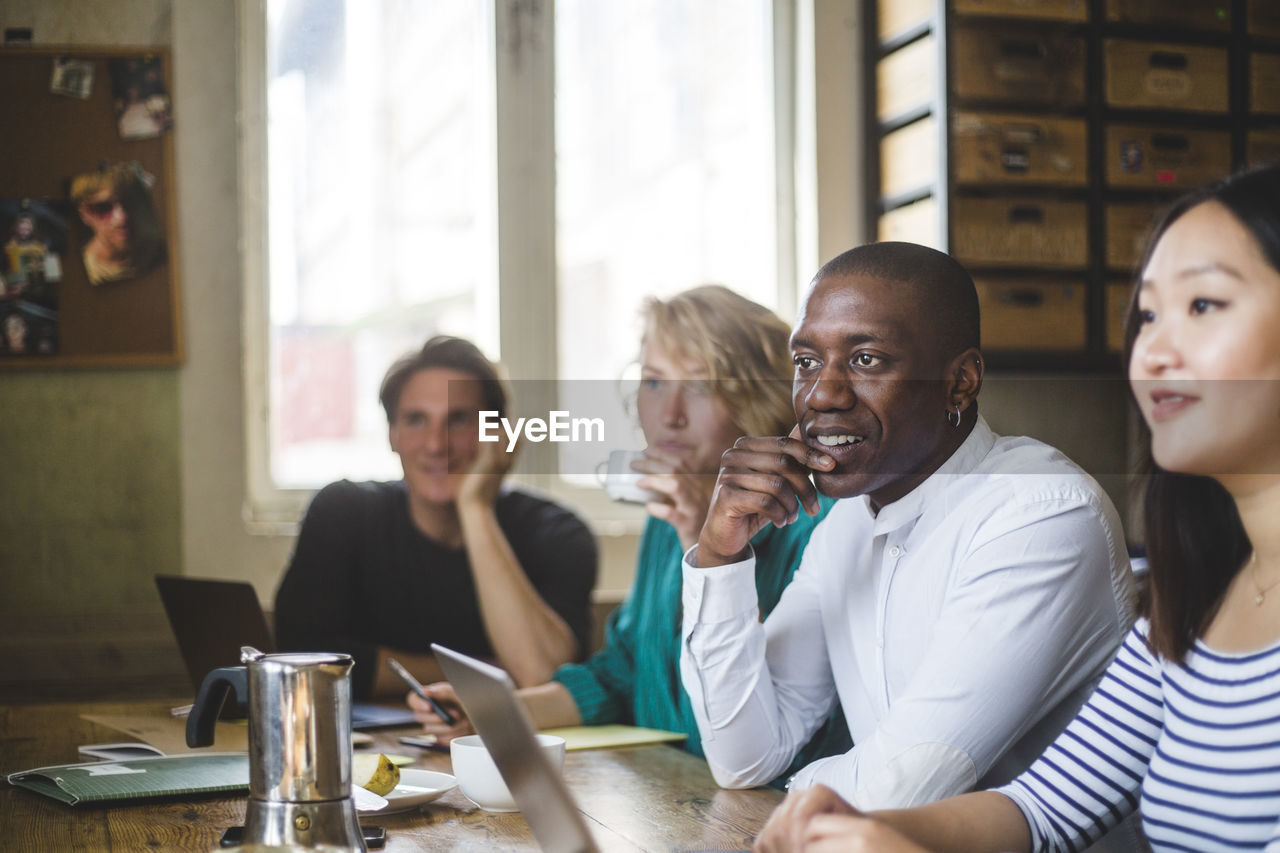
left=1143, top=70, right=1191, bottom=100
left=1001, top=145, right=1030, bottom=173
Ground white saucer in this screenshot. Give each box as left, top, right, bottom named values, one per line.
left=364, top=769, right=457, bottom=814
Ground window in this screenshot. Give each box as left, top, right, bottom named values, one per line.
left=555, top=0, right=778, bottom=383
left=261, top=0, right=496, bottom=490
left=240, top=0, right=835, bottom=524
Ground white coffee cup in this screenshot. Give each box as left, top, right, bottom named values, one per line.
left=597, top=449, right=662, bottom=505
left=450, top=733, right=566, bottom=812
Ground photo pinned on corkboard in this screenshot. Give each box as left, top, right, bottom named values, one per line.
left=1, top=46, right=182, bottom=368
left=68, top=161, right=166, bottom=288
left=49, top=55, right=94, bottom=99
left=107, top=55, right=172, bottom=141
left=0, top=196, right=65, bottom=357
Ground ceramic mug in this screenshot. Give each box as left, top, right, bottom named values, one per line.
left=450, top=733, right=566, bottom=812
left=597, top=449, right=661, bottom=505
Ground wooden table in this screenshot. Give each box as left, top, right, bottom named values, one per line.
left=0, top=702, right=782, bottom=851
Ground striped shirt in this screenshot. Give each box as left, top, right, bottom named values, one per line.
left=1000, top=619, right=1280, bottom=852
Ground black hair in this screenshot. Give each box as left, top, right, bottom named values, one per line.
left=1123, top=162, right=1280, bottom=662
left=814, top=241, right=981, bottom=362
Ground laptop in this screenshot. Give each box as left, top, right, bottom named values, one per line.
left=433, top=643, right=599, bottom=853
left=155, top=574, right=417, bottom=730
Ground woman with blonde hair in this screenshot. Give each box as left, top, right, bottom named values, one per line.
left=411, top=285, right=849, bottom=777
left=755, top=164, right=1280, bottom=851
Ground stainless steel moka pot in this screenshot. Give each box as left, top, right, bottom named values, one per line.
left=187, top=646, right=365, bottom=851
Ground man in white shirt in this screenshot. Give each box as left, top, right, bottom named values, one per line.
left=680, top=242, right=1134, bottom=815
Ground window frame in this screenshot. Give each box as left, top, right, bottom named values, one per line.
left=238, top=0, right=861, bottom=534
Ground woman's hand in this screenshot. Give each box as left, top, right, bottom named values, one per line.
left=802, top=814, right=935, bottom=852
left=406, top=681, right=475, bottom=743
left=755, top=785, right=937, bottom=853
left=754, top=784, right=859, bottom=853
left=632, top=447, right=718, bottom=550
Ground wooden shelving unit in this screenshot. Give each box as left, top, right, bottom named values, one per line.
left=864, top=0, right=1280, bottom=371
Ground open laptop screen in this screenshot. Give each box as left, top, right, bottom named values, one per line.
left=155, top=574, right=416, bottom=729
left=433, top=643, right=599, bottom=853
left=155, top=574, right=273, bottom=691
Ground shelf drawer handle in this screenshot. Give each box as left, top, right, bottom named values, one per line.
left=999, top=40, right=1046, bottom=60
left=1008, top=206, right=1045, bottom=224
left=998, top=289, right=1045, bottom=308
left=1151, top=133, right=1190, bottom=151
left=1148, top=51, right=1189, bottom=71
left=1002, top=124, right=1044, bottom=143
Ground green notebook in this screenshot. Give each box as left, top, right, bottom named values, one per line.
left=7, top=753, right=248, bottom=806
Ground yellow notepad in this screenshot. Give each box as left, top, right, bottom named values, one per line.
left=539, top=724, right=686, bottom=751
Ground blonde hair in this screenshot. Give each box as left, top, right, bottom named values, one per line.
left=70, top=163, right=139, bottom=206
left=641, top=285, right=794, bottom=438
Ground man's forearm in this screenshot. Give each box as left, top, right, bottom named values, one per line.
left=458, top=500, right=577, bottom=686
left=681, top=558, right=798, bottom=788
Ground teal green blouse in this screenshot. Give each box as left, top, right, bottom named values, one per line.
left=553, top=499, right=850, bottom=785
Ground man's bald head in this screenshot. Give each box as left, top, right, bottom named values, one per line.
left=812, top=242, right=980, bottom=367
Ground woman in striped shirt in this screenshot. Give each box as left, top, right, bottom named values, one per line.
left=755, top=163, right=1280, bottom=852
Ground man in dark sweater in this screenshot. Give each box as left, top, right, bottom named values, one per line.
left=274, top=336, right=597, bottom=700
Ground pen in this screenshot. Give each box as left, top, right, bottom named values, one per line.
left=387, top=657, right=458, bottom=726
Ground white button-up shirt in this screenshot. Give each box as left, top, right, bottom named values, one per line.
left=680, top=417, right=1135, bottom=809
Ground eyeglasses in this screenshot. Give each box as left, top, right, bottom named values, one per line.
left=83, top=198, right=124, bottom=218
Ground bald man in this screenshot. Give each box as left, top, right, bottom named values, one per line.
left=680, top=242, right=1135, bottom=811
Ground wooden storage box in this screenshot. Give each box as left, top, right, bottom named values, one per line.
left=1248, top=131, right=1280, bottom=166
left=878, top=34, right=937, bottom=122
left=1107, top=280, right=1133, bottom=353
left=1250, top=0, right=1280, bottom=39
left=952, top=25, right=1085, bottom=107
left=1105, top=202, right=1160, bottom=271
left=881, top=116, right=938, bottom=199
left=976, top=277, right=1088, bottom=350
left=1105, top=0, right=1230, bottom=31
left=953, top=111, right=1088, bottom=186
left=1105, top=124, right=1231, bottom=189
left=878, top=197, right=943, bottom=249
left=878, top=0, right=933, bottom=44
left=1104, top=40, right=1228, bottom=113
left=953, top=197, right=1088, bottom=268
left=1251, top=52, right=1280, bottom=115
left=953, top=0, right=1087, bottom=23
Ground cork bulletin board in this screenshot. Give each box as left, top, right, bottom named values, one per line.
left=0, top=46, right=181, bottom=368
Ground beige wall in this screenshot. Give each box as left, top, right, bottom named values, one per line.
left=0, top=1, right=293, bottom=699
left=981, top=375, right=1135, bottom=534
left=0, top=2, right=294, bottom=605
left=0, top=3, right=181, bottom=612
left=0, top=0, right=1134, bottom=701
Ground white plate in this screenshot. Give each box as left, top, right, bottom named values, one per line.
left=362, top=769, right=457, bottom=814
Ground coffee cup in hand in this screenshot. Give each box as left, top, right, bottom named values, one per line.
left=598, top=449, right=662, bottom=505
left=450, top=733, right=566, bottom=812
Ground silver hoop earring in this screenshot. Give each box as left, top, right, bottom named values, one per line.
left=948, top=404, right=962, bottom=428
